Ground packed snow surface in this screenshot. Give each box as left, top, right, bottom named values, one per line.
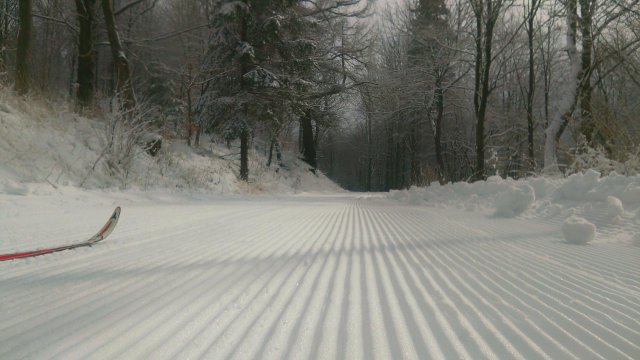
left=1, top=188, right=640, bottom=359
left=1, top=91, right=640, bottom=358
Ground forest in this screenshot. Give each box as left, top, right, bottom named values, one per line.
left=3, top=0, right=640, bottom=191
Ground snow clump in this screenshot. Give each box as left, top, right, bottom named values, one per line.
left=603, top=196, right=624, bottom=222
left=562, top=216, right=596, bottom=245
left=494, top=184, right=535, bottom=217
left=553, top=169, right=601, bottom=201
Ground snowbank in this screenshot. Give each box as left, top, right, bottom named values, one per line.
left=387, top=170, right=640, bottom=245
left=0, top=89, right=340, bottom=196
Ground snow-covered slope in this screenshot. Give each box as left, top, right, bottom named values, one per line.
left=0, top=89, right=340, bottom=195
left=388, top=171, right=640, bottom=246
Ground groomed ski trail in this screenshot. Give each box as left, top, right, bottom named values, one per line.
left=1, top=195, right=639, bottom=359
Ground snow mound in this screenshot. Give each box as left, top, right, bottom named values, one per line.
left=562, top=216, right=596, bottom=245
left=0, top=179, right=29, bottom=196
left=494, top=184, right=535, bottom=217
left=603, top=196, right=624, bottom=222
left=554, top=169, right=601, bottom=201
left=386, top=169, right=640, bottom=245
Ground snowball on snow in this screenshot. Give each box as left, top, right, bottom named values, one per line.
left=494, top=184, right=535, bottom=217
left=562, top=216, right=596, bottom=245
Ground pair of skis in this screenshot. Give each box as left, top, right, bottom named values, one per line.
left=0, top=207, right=121, bottom=262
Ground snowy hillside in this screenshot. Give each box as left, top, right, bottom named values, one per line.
left=0, top=89, right=341, bottom=196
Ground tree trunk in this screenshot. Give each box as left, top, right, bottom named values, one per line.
left=473, top=1, right=483, bottom=180
left=409, top=132, right=419, bottom=185
left=238, top=4, right=250, bottom=181
left=301, top=112, right=317, bottom=169
left=544, top=0, right=579, bottom=174
left=0, top=0, right=7, bottom=73
left=472, top=0, right=484, bottom=181
left=385, top=126, right=394, bottom=190
left=15, top=0, right=32, bottom=95
left=76, top=0, right=96, bottom=108
left=366, top=114, right=373, bottom=191
left=101, top=0, right=136, bottom=111
left=240, top=126, right=249, bottom=181
left=434, top=85, right=445, bottom=181
left=526, top=0, right=538, bottom=171
left=578, top=0, right=597, bottom=146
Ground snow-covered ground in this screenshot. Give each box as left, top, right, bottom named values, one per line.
left=1, top=188, right=640, bottom=359
left=0, top=89, right=341, bottom=196
left=1, top=91, right=640, bottom=358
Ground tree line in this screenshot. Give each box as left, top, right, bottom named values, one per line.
left=4, top=0, right=640, bottom=190
left=328, top=0, right=640, bottom=190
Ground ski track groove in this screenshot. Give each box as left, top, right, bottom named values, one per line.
left=1, top=206, right=312, bottom=358
left=364, top=205, right=441, bottom=359
left=364, top=207, right=477, bottom=360
left=408, top=214, right=601, bottom=359
left=465, top=216, right=640, bottom=331
left=104, top=206, right=329, bottom=360
left=158, top=206, right=338, bottom=360
left=398, top=207, right=639, bottom=359
left=1, top=197, right=639, bottom=359
left=393, top=213, right=584, bottom=360
left=493, top=214, right=640, bottom=285
left=478, top=217, right=640, bottom=295
left=191, top=204, right=348, bottom=357
left=218, top=205, right=345, bottom=360
left=372, top=207, right=511, bottom=359
left=0, top=206, right=273, bottom=331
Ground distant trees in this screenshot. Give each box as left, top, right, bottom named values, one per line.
left=5, top=0, right=640, bottom=187
left=196, top=0, right=370, bottom=181
left=15, top=0, right=31, bottom=95
left=325, top=0, right=640, bottom=190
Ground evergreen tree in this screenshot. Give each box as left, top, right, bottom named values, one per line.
left=196, top=0, right=303, bottom=181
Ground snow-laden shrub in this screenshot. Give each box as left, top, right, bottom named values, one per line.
left=569, top=138, right=640, bottom=176
left=562, top=216, right=596, bottom=244
left=621, top=151, right=640, bottom=175
left=494, top=184, right=535, bottom=217
left=568, top=140, right=623, bottom=176
left=84, top=106, right=156, bottom=188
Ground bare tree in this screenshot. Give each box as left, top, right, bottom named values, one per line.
left=15, top=0, right=32, bottom=95
left=76, top=0, right=96, bottom=107
left=102, top=0, right=136, bottom=111
left=469, top=0, right=511, bottom=180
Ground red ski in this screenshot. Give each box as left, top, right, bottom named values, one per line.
left=0, top=207, right=121, bottom=261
